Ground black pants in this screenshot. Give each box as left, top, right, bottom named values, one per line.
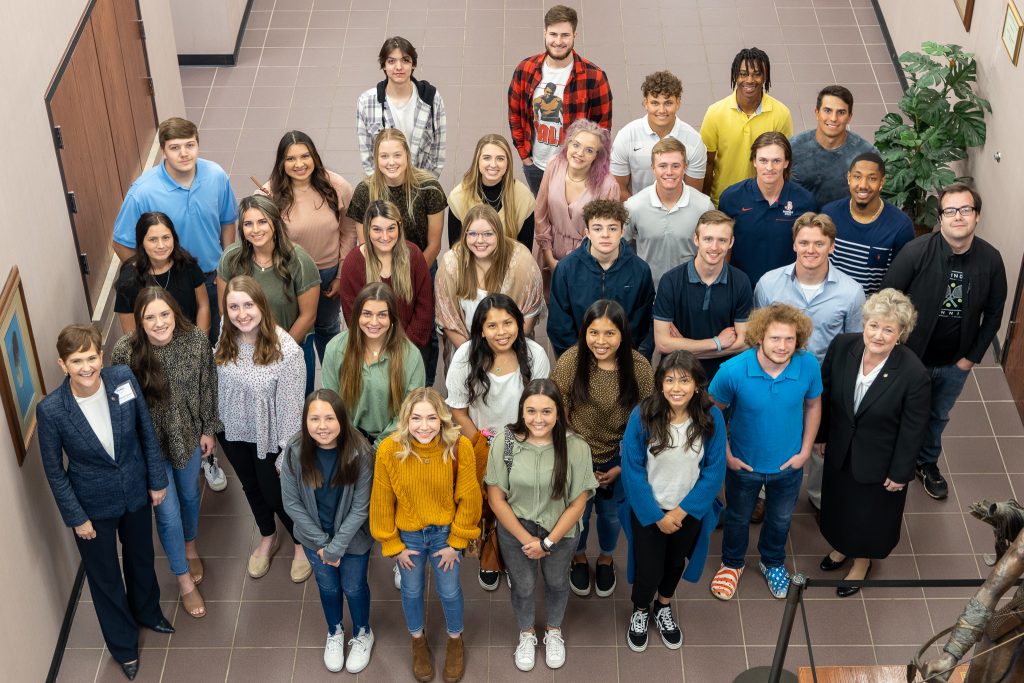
left=219, top=436, right=295, bottom=541
left=75, top=504, right=163, bottom=664
left=630, top=510, right=701, bottom=608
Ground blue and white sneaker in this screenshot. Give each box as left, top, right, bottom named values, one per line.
left=759, top=562, right=790, bottom=599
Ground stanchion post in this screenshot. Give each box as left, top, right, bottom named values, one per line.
left=732, top=573, right=804, bottom=683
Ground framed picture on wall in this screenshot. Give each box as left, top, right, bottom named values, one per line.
left=1004, top=1, right=1024, bottom=65
left=955, top=0, right=975, bottom=31
left=0, top=267, right=46, bottom=465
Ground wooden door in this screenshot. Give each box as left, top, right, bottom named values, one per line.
left=46, top=0, right=157, bottom=312
left=1002, top=253, right=1024, bottom=421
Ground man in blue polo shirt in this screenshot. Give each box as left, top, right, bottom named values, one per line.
left=719, top=132, right=817, bottom=287
left=822, top=152, right=915, bottom=294
left=112, top=117, right=237, bottom=341
left=708, top=304, right=821, bottom=601
left=652, top=209, right=752, bottom=380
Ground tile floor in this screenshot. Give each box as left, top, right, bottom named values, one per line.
left=59, top=0, right=1024, bottom=681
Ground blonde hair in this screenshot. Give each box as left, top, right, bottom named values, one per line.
left=391, top=388, right=462, bottom=463
left=862, top=288, right=918, bottom=343
left=791, top=212, right=837, bottom=242
left=746, top=304, right=813, bottom=351
left=457, top=134, right=523, bottom=240
left=362, top=200, right=413, bottom=303
left=367, top=129, right=441, bottom=223
left=454, top=204, right=514, bottom=300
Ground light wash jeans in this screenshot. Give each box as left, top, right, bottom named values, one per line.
left=397, top=525, right=464, bottom=635
left=153, top=446, right=203, bottom=576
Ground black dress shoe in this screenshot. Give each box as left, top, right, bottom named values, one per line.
left=837, top=561, right=872, bottom=598
left=819, top=554, right=849, bottom=571
left=149, top=617, right=175, bottom=634
left=120, top=660, right=139, bottom=680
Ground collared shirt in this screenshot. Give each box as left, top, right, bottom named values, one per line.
left=789, top=129, right=878, bottom=207
left=610, top=116, right=708, bottom=193
left=700, top=92, right=793, bottom=205
left=653, top=260, right=753, bottom=379
left=624, top=183, right=715, bottom=287
left=822, top=198, right=916, bottom=294
left=719, top=178, right=818, bottom=287
left=112, top=159, right=238, bottom=272
left=709, top=348, right=822, bottom=473
left=754, top=263, right=866, bottom=361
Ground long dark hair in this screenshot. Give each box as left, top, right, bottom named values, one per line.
left=507, top=379, right=569, bottom=500
left=292, top=389, right=363, bottom=488
left=641, top=351, right=715, bottom=456
left=571, top=300, right=638, bottom=412
left=464, top=294, right=532, bottom=405
left=225, top=195, right=298, bottom=301
left=128, top=287, right=196, bottom=405
left=269, top=130, right=340, bottom=221
left=128, top=212, right=198, bottom=291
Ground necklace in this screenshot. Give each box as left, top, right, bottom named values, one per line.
left=566, top=173, right=587, bottom=184
left=149, top=269, right=171, bottom=289
left=253, top=255, right=274, bottom=272
left=851, top=199, right=885, bottom=223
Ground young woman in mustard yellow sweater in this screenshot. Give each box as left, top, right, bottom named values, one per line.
left=370, top=388, right=482, bottom=683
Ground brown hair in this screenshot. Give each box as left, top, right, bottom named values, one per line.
left=362, top=200, right=413, bottom=303
left=544, top=5, right=578, bottom=30
left=791, top=212, right=837, bottom=243
left=582, top=199, right=628, bottom=227
left=745, top=304, right=813, bottom=351
left=377, top=36, right=418, bottom=69
left=129, top=288, right=196, bottom=404
left=56, top=324, right=101, bottom=361
left=456, top=134, right=524, bottom=240
left=750, top=131, right=793, bottom=181
left=215, top=276, right=283, bottom=366
left=454, top=204, right=514, bottom=300
left=158, top=117, right=198, bottom=147
left=816, top=85, right=854, bottom=113
left=225, top=194, right=299, bottom=302
left=939, top=182, right=983, bottom=216
left=693, top=209, right=735, bottom=237
left=339, top=283, right=409, bottom=419
left=292, top=389, right=364, bottom=488
left=650, top=137, right=688, bottom=166
left=641, top=71, right=683, bottom=99
left=269, top=130, right=340, bottom=222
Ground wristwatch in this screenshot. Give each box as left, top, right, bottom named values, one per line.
left=541, top=537, right=555, bottom=551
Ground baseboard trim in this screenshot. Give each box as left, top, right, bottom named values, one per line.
left=176, top=0, right=254, bottom=67
left=46, top=562, right=86, bottom=683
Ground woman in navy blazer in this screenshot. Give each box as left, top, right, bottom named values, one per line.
left=38, top=324, right=172, bottom=681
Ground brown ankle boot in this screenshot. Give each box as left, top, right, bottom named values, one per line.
left=443, top=634, right=465, bottom=682
left=411, top=634, right=433, bottom=681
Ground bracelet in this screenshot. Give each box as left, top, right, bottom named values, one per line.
left=542, top=537, right=555, bottom=551
left=713, top=336, right=722, bottom=352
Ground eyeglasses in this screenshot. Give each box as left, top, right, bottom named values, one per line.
left=941, top=206, right=977, bottom=218
left=466, top=231, right=497, bottom=241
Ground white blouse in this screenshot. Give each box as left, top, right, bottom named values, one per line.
left=216, top=326, right=306, bottom=458
left=854, top=353, right=889, bottom=412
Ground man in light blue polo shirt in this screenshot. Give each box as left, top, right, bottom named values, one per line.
left=754, top=212, right=863, bottom=514
left=708, top=304, right=821, bottom=601
left=112, top=117, right=237, bottom=340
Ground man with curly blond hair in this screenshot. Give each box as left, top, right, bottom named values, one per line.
left=707, top=304, right=822, bottom=601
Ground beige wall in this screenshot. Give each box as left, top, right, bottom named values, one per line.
left=0, top=0, right=181, bottom=679
left=878, top=0, right=1024, bottom=342
left=171, top=0, right=248, bottom=57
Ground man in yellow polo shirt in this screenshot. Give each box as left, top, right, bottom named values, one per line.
left=700, top=48, right=793, bottom=206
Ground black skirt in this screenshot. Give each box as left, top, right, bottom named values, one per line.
left=820, top=448, right=907, bottom=559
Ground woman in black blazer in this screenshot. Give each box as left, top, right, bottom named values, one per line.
left=38, top=324, right=172, bottom=681
left=815, top=289, right=931, bottom=597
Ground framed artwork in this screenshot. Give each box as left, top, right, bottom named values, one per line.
left=1004, top=1, right=1024, bottom=65
left=955, top=0, right=975, bottom=31
left=0, top=267, right=46, bottom=465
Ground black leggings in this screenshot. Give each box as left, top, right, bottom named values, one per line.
left=218, top=436, right=295, bottom=542
left=630, top=510, right=701, bottom=608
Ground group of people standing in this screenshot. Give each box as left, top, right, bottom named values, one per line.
left=37, top=4, right=1010, bottom=682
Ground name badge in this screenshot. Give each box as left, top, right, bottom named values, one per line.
left=114, top=382, right=136, bottom=404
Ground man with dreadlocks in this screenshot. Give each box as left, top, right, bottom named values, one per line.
left=699, top=47, right=793, bottom=206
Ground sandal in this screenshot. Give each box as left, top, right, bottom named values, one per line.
left=181, top=586, right=206, bottom=618
left=710, top=564, right=743, bottom=601
left=187, top=556, right=204, bottom=585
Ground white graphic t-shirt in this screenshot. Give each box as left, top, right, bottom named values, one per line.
left=530, top=61, right=573, bottom=170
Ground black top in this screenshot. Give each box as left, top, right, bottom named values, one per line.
left=115, top=261, right=205, bottom=323
left=447, top=183, right=535, bottom=251
left=314, top=447, right=342, bottom=535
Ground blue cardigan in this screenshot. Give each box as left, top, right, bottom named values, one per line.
left=619, top=404, right=726, bottom=584
left=38, top=365, right=167, bottom=527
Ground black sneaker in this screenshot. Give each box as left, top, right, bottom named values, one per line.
left=569, top=561, right=591, bottom=596
left=626, top=607, right=649, bottom=652
left=478, top=570, right=500, bottom=591
left=916, top=464, right=949, bottom=500
left=595, top=562, right=616, bottom=597
left=652, top=603, right=683, bottom=649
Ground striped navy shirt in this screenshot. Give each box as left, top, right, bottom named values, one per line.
left=822, top=198, right=915, bottom=294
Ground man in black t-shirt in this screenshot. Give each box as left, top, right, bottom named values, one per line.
left=881, top=184, right=1007, bottom=500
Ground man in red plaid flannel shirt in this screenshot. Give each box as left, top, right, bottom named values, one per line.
left=507, top=4, right=613, bottom=196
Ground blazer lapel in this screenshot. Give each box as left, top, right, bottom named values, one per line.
left=854, top=347, right=903, bottom=418
left=60, top=377, right=113, bottom=463
left=104, top=371, right=126, bottom=462
left=841, top=339, right=862, bottom=421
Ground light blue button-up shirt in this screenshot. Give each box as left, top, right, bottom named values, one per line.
left=754, top=263, right=865, bottom=361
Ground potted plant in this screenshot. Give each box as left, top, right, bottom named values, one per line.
left=874, top=41, right=991, bottom=232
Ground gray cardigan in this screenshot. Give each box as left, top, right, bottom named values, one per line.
left=280, top=433, right=375, bottom=562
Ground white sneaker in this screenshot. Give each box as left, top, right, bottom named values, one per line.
left=345, top=627, right=374, bottom=673
left=543, top=628, right=565, bottom=669
left=393, top=562, right=402, bottom=590
left=514, top=631, right=538, bottom=671
left=202, top=455, right=227, bottom=492
left=324, top=626, right=345, bottom=672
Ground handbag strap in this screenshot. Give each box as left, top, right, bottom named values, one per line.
left=503, top=430, right=515, bottom=473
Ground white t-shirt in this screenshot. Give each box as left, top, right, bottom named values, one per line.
left=610, top=116, right=708, bottom=193
left=797, top=280, right=825, bottom=302
left=647, top=419, right=703, bottom=510
left=530, top=61, right=573, bottom=170
left=76, top=387, right=116, bottom=460
left=387, top=89, right=420, bottom=143
left=445, top=338, right=551, bottom=434
left=459, top=288, right=488, bottom=333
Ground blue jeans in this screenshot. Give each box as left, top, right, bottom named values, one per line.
left=313, top=264, right=342, bottom=362
left=301, top=333, right=316, bottom=397
left=397, top=525, right=464, bottom=635
left=303, top=546, right=371, bottom=636
left=522, top=161, right=545, bottom=197
left=721, top=466, right=803, bottom=569
left=576, top=457, right=622, bottom=554
left=204, top=272, right=220, bottom=347
left=919, top=363, right=971, bottom=467
left=153, top=446, right=203, bottom=576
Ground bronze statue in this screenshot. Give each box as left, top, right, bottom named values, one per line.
left=912, top=499, right=1024, bottom=682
